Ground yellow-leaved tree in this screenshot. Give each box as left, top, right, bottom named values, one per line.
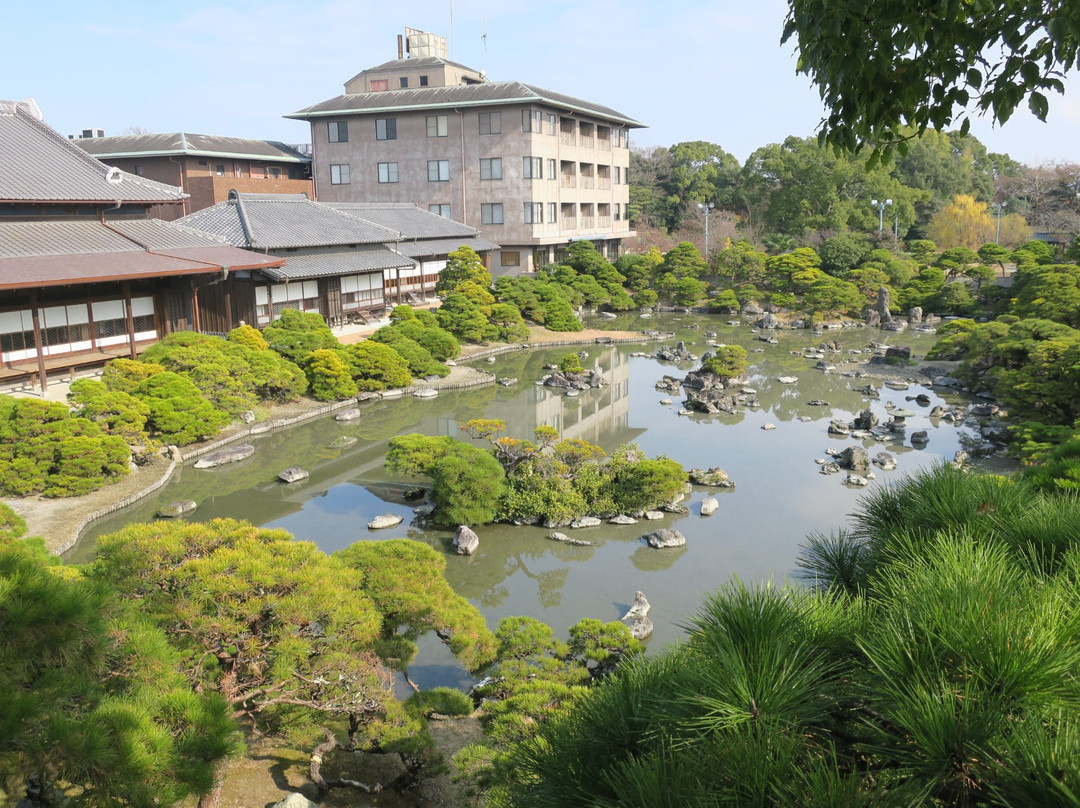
left=927, top=194, right=995, bottom=250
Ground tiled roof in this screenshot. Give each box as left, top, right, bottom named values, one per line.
left=288, top=81, right=644, bottom=128
left=0, top=100, right=186, bottom=203
left=395, top=236, right=499, bottom=258
left=261, top=248, right=415, bottom=281
left=177, top=192, right=399, bottom=250
left=326, top=202, right=480, bottom=238
left=345, top=55, right=480, bottom=83
left=75, top=133, right=311, bottom=163
left=0, top=218, right=282, bottom=289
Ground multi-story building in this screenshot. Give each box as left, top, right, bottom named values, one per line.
left=75, top=133, right=313, bottom=220
left=287, top=29, right=643, bottom=275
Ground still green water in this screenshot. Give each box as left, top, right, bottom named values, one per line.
left=71, top=313, right=1008, bottom=689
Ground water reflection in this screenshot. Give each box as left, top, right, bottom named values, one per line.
left=72, top=314, right=1012, bottom=688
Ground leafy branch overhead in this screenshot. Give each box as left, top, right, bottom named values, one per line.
left=783, top=1, right=1080, bottom=159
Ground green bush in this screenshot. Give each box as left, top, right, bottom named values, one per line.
left=69, top=379, right=151, bottom=444
left=0, top=503, right=27, bottom=542
left=261, top=309, right=339, bottom=364
left=101, top=358, right=164, bottom=394
left=608, top=455, right=685, bottom=514
left=135, top=372, right=230, bottom=445
left=305, top=349, right=359, bottom=401
left=383, top=336, right=450, bottom=379
left=559, top=353, right=584, bottom=374
left=700, top=345, right=749, bottom=380
left=535, top=285, right=582, bottom=332
left=0, top=398, right=131, bottom=497
left=633, top=288, right=659, bottom=308
left=404, top=687, right=474, bottom=718
left=226, top=323, right=269, bottom=351
left=344, top=342, right=413, bottom=391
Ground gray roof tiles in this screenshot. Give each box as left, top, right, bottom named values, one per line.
left=262, top=248, right=415, bottom=281
left=288, top=81, right=643, bottom=127
left=0, top=217, right=230, bottom=259
left=0, top=100, right=186, bottom=203
left=326, top=202, right=481, bottom=239
left=395, top=236, right=499, bottom=258
left=177, top=192, right=399, bottom=250
left=75, top=133, right=311, bottom=163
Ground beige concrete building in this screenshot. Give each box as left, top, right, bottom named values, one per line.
left=288, top=30, right=643, bottom=275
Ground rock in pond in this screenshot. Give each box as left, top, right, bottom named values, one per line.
left=328, top=435, right=358, bottom=449
left=272, top=794, right=319, bottom=808
left=335, top=408, right=362, bottom=422
left=700, top=496, right=719, bottom=516
left=547, top=531, right=595, bottom=547
left=688, top=467, right=733, bottom=487
left=413, top=503, right=436, bottom=517
left=644, top=528, right=687, bottom=549
left=621, top=591, right=654, bottom=640
left=570, top=516, right=602, bottom=529
left=454, top=525, right=480, bottom=555
left=193, top=443, right=255, bottom=469
left=844, top=474, right=870, bottom=487
left=644, top=510, right=665, bottom=521
left=413, top=387, right=438, bottom=398
left=368, top=513, right=404, bottom=530
left=608, top=514, right=638, bottom=525
left=777, top=376, right=799, bottom=384
left=761, top=423, right=776, bottom=431
left=277, top=466, right=309, bottom=484
left=157, top=500, right=196, bottom=518
left=872, top=452, right=898, bottom=471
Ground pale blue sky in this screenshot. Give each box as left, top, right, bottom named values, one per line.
left=6, top=0, right=1079, bottom=166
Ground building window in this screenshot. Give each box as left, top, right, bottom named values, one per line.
left=328, top=121, right=348, bottom=142
left=426, top=115, right=449, bottom=137
left=215, top=164, right=225, bottom=176
left=400, top=77, right=409, bottom=88
left=523, top=202, right=543, bottom=224
left=614, top=204, right=621, bottom=222
left=378, top=162, right=398, bottom=183
left=522, top=109, right=543, bottom=133
left=548, top=202, right=557, bottom=223
left=370, top=79, right=389, bottom=91
left=546, top=113, right=557, bottom=135
left=429, top=204, right=451, bottom=218
left=523, top=156, right=542, bottom=179
left=235, top=165, right=243, bottom=177
left=330, top=164, right=350, bottom=184
left=376, top=118, right=397, bottom=140
left=481, top=203, right=503, bottom=224
left=268, top=167, right=282, bottom=179
left=547, top=158, right=556, bottom=180
left=479, top=111, right=502, bottom=135
left=427, top=160, right=450, bottom=182
left=501, top=251, right=520, bottom=267
left=614, top=166, right=621, bottom=185
left=420, top=75, right=429, bottom=86
left=480, top=157, right=502, bottom=180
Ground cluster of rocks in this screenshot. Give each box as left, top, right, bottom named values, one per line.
left=621, top=591, right=654, bottom=640
left=688, top=467, right=735, bottom=488
left=539, top=367, right=607, bottom=392
left=654, top=341, right=698, bottom=363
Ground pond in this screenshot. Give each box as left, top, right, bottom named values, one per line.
left=69, top=313, right=1011, bottom=690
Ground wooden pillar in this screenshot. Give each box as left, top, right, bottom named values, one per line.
left=28, top=291, right=47, bottom=392
left=190, top=279, right=202, bottom=333
left=123, top=282, right=137, bottom=359
left=223, top=283, right=234, bottom=332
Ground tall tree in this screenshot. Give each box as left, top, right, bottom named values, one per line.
left=928, top=194, right=996, bottom=250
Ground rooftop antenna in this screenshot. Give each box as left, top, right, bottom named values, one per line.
left=481, top=20, right=487, bottom=78
left=449, top=0, right=455, bottom=60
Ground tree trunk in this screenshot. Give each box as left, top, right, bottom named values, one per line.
left=197, top=760, right=227, bottom=808
left=309, top=729, right=384, bottom=795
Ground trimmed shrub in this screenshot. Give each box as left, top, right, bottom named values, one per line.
left=101, top=358, right=164, bottom=394
left=305, top=349, right=359, bottom=401
left=226, top=324, right=269, bottom=351
left=135, top=372, right=230, bottom=445
left=261, top=309, right=339, bottom=364
left=344, top=342, right=413, bottom=391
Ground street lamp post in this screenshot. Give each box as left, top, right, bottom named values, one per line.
left=994, top=202, right=1005, bottom=244
left=871, top=198, right=893, bottom=235
left=698, top=202, right=714, bottom=257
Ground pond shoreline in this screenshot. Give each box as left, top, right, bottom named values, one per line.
left=16, top=326, right=667, bottom=555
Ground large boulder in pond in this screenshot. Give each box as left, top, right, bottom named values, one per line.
left=700, top=496, right=719, bottom=516
left=644, top=528, right=686, bottom=549
left=193, top=443, right=255, bottom=469
left=335, top=407, right=362, bottom=422
left=838, top=446, right=870, bottom=472
left=158, top=500, right=196, bottom=518
left=454, top=525, right=480, bottom=555
left=688, top=467, right=733, bottom=487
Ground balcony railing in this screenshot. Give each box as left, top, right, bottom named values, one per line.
left=597, top=216, right=611, bottom=228
left=580, top=216, right=595, bottom=229
left=597, top=138, right=611, bottom=151
left=598, top=178, right=611, bottom=190
left=580, top=176, right=595, bottom=190
left=561, top=175, right=577, bottom=188
left=562, top=217, right=577, bottom=229
left=560, top=132, right=576, bottom=147
left=579, top=136, right=594, bottom=149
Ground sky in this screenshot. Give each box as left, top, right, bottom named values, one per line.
left=6, top=0, right=1080, bottom=167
